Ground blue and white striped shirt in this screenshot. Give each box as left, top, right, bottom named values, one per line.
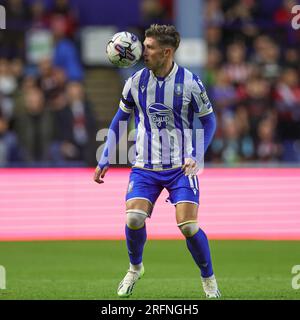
left=119, top=62, right=213, bottom=170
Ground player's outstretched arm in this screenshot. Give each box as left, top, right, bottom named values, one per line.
left=199, top=111, right=217, bottom=153
left=182, top=112, right=216, bottom=176
left=93, top=108, right=131, bottom=184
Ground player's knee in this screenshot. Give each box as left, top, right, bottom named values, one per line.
left=178, top=220, right=199, bottom=237
left=126, top=209, right=148, bottom=230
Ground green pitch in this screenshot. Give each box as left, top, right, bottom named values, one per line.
left=0, top=240, right=299, bottom=300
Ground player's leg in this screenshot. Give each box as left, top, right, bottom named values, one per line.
left=125, top=199, right=152, bottom=273
left=118, top=168, right=162, bottom=297
left=176, top=202, right=214, bottom=278
left=117, top=199, right=151, bottom=298
left=176, top=202, right=221, bottom=298
left=166, top=170, right=220, bottom=298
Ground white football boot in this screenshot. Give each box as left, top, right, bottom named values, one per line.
left=201, top=274, right=221, bottom=298
left=117, top=265, right=145, bottom=298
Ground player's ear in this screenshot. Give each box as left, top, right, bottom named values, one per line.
left=164, top=47, right=172, bottom=57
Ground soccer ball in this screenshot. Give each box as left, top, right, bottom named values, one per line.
left=106, top=32, right=143, bottom=68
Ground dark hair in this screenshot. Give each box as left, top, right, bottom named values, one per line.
left=145, top=24, right=180, bottom=50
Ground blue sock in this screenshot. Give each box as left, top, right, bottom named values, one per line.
left=186, top=228, right=214, bottom=278
left=125, top=224, right=147, bottom=265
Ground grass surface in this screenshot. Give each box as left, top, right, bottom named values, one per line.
left=0, top=240, right=299, bottom=300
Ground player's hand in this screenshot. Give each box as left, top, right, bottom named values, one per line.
left=94, top=165, right=109, bottom=184
left=182, top=158, right=198, bottom=176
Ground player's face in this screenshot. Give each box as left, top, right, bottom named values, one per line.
left=143, top=37, right=167, bottom=71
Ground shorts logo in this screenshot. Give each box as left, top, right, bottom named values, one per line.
left=148, top=103, right=171, bottom=128
left=127, top=181, right=134, bottom=193
left=188, top=175, right=198, bottom=195
left=174, top=83, right=183, bottom=96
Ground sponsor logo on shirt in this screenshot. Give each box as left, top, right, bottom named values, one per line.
left=148, top=103, right=172, bottom=128
left=127, top=181, right=134, bottom=193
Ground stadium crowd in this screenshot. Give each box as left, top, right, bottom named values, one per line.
left=0, top=0, right=97, bottom=167
left=0, top=0, right=299, bottom=167
left=202, top=0, right=300, bottom=164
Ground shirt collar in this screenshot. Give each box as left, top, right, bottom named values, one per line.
left=150, top=62, right=178, bottom=82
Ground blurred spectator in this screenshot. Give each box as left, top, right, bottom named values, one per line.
left=160, top=0, right=173, bottom=21
left=250, top=34, right=273, bottom=64
left=283, top=47, right=300, bottom=71
left=141, top=0, right=172, bottom=25
left=10, top=58, right=24, bottom=85
left=36, top=58, right=66, bottom=105
left=225, top=0, right=257, bottom=25
left=206, top=25, right=223, bottom=48
left=254, top=39, right=281, bottom=82
left=29, top=0, right=49, bottom=30
left=204, top=0, right=224, bottom=26
left=50, top=15, right=83, bottom=81
left=235, top=105, right=255, bottom=161
left=0, top=0, right=30, bottom=59
left=16, top=87, right=53, bottom=163
left=0, top=59, right=18, bottom=123
left=211, top=114, right=254, bottom=164
left=210, top=69, right=238, bottom=115
left=0, top=115, right=20, bottom=167
left=203, top=47, right=222, bottom=89
left=21, top=75, right=38, bottom=92
left=47, top=0, right=78, bottom=38
left=238, top=76, right=273, bottom=143
left=223, top=0, right=259, bottom=44
left=223, top=42, right=253, bottom=85
left=275, top=68, right=300, bottom=161
left=256, top=116, right=281, bottom=161
left=50, top=82, right=97, bottom=166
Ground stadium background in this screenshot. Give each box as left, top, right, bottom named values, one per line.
left=0, top=0, right=300, bottom=299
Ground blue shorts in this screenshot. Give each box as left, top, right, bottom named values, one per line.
left=126, top=167, right=199, bottom=209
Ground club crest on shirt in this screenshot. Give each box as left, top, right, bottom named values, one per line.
left=174, top=83, right=183, bottom=96
left=148, top=103, right=171, bottom=128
